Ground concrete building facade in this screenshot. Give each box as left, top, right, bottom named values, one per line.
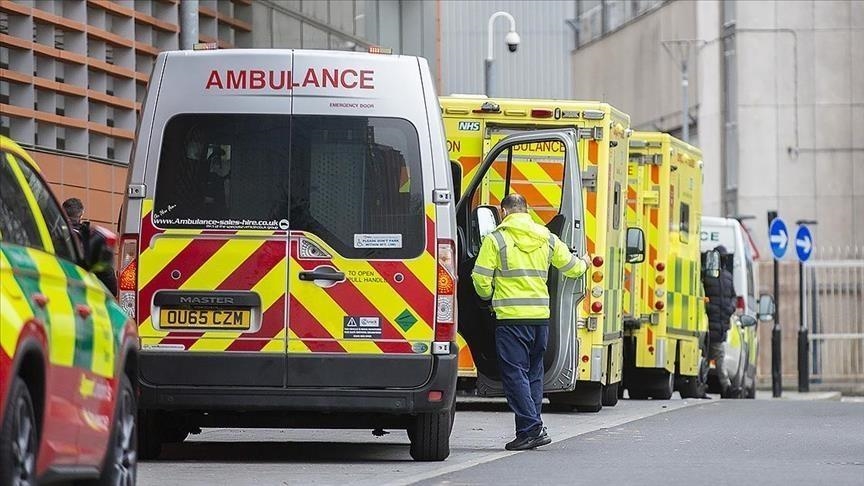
left=570, top=0, right=864, bottom=254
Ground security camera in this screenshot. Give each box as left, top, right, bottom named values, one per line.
left=505, top=31, right=521, bottom=52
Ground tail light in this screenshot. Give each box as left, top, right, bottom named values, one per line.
left=655, top=300, right=665, bottom=311
left=434, top=239, right=457, bottom=354
left=530, top=108, right=553, bottom=118
left=591, top=301, right=603, bottom=313
left=592, top=256, right=604, bottom=267
left=736, top=296, right=746, bottom=313
left=656, top=262, right=665, bottom=272
left=118, top=236, right=138, bottom=319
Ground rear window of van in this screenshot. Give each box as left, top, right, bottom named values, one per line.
left=153, top=114, right=426, bottom=258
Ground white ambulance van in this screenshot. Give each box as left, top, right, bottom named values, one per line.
left=119, top=48, right=587, bottom=460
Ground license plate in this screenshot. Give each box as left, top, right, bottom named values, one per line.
left=159, top=309, right=251, bottom=330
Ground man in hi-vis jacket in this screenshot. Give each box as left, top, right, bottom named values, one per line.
left=472, top=194, right=589, bottom=450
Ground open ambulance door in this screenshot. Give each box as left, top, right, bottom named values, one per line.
left=455, top=129, right=587, bottom=397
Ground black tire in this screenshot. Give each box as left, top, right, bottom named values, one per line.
left=137, top=409, right=163, bottom=460
left=679, top=357, right=709, bottom=399
left=0, top=377, right=38, bottom=486
left=408, top=408, right=452, bottom=461
left=744, top=366, right=756, bottom=400
left=601, top=382, right=619, bottom=407
left=82, top=374, right=137, bottom=486
left=722, top=367, right=746, bottom=399
left=650, top=370, right=674, bottom=400
left=745, top=381, right=756, bottom=399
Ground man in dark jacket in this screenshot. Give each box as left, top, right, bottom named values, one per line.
left=703, top=245, right=736, bottom=394
left=63, top=198, right=118, bottom=296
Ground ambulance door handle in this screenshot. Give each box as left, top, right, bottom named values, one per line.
left=299, top=267, right=345, bottom=282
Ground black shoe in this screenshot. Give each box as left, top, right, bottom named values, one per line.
left=529, top=428, right=552, bottom=448
left=505, top=427, right=551, bottom=451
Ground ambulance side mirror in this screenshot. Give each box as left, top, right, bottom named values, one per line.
left=625, top=227, right=645, bottom=264
left=474, top=205, right=500, bottom=239
left=703, top=250, right=720, bottom=279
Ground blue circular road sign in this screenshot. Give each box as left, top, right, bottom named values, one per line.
left=768, top=218, right=789, bottom=260
left=795, top=225, right=814, bottom=262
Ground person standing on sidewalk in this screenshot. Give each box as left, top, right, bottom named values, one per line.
left=471, top=194, right=589, bottom=450
left=704, top=245, right=736, bottom=395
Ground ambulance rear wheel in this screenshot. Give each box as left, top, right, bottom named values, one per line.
left=679, top=357, right=709, bottom=398
left=408, top=408, right=452, bottom=461
left=651, top=370, right=674, bottom=400
left=601, top=382, right=619, bottom=407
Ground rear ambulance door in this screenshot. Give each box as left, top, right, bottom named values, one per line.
left=457, top=129, right=586, bottom=396
left=139, top=51, right=294, bottom=387
left=285, top=51, right=436, bottom=387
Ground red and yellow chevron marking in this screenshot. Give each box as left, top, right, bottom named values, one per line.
left=137, top=200, right=288, bottom=353
left=458, top=155, right=483, bottom=185
left=137, top=201, right=437, bottom=355
left=484, top=152, right=564, bottom=225
left=287, top=205, right=435, bottom=354
left=456, top=333, right=477, bottom=377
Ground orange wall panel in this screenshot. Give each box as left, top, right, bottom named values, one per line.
left=27, top=150, right=128, bottom=232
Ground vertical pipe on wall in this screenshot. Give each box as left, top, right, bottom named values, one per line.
left=179, top=0, right=199, bottom=50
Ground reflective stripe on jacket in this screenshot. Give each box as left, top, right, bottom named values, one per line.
left=471, top=212, right=587, bottom=320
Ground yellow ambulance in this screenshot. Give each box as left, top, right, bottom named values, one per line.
left=622, top=132, right=708, bottom=399
left=441, top=96, right=632, bottom=412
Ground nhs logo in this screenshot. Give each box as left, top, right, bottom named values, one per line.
left=457, top=121, right=481, bottom=131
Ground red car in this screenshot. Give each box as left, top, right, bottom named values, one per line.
left=0, top=136, right=139, bottom=485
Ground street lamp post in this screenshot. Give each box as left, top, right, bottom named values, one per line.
left=485, top=11, right=520, bottom=97
left=661, top=39, right=705, bottom=143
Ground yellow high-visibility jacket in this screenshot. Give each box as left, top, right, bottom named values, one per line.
left=472, top=212, right=588, bottom=321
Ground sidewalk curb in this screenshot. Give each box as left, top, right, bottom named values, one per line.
left=755, top=390, right=842, bottom=401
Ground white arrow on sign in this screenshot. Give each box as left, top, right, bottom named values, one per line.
left=796, top=234, right=812, bottom=253
left=770, top=229, right=788, bottom=249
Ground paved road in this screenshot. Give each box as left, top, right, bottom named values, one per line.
left=138, top=396, right=864, bottom=486
left=421, top=400, right=864, bottom=486
left=138, top=396, right=701, bottom=486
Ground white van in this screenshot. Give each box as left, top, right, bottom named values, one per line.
left=119, top=48, right=587, bottom=460
left=700, top=216, right=760, bottom=397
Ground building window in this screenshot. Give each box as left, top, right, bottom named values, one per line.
left=574, top=0, right=664, bottom=47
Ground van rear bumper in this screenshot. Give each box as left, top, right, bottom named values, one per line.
left=138, top=351, right=457, bottom=415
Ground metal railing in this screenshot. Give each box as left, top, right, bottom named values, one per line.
left=803, top=247, right=864, bottom=386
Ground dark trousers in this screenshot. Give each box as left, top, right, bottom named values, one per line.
left=494, top=324, right=549, bottom=437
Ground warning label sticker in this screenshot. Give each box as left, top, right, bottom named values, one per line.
left=343, top=316, right=382, bottom=339
left=353, top=234, right=403, bottom=249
